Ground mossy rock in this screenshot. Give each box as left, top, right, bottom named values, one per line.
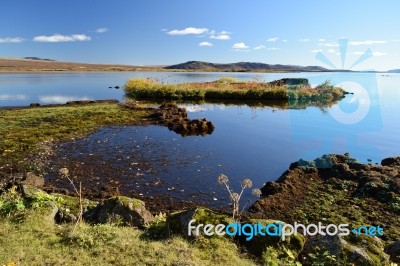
left=52, top=193, right=98, bottom=223
left=343, top=234, right=389, bottom=265
left=84, top=196, right=154, bottom=228
left=167, top=207, right=234, bottom=238
left=237, top=219, right=304, bottom=263
left=302, top=234, right=389, bottom=266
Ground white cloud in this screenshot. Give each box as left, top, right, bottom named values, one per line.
left=232, top=42, right=249, bottom=49
left=220, top=30, right=230, bottom=35
left=311, top=49, right=322, bottom=53
left=318, top=42, right=339, bottom=47
left=349, top=40, right=387, bottom=46
left=267, top=47, right=279, bottom=50
left=0, top=94, right=27, bottom=100
left=352, top=51, right=386, bottom=56
left=210, top=34, right=230, bottom=40
left=267, top=37, right=278, bottom=42
left=328, top=49, right=335, bottom=53
left=39, top=95, right=91, bottom=104
left=282, top=39, right=288, bottom=42
left=392, top=39, right=400, bottom=42
left=0, top=37, right=24, bottom=43
left=33, top=34, right=91, bottom=42
left=318, top=38, right=326, bottom=42
left=167, top=27, right=208, bottom=35
left=199, top=41, right=213, bottom=47
left=373, top=51, right=387, bottom=56
left=96, top=28, right=109, bottom=33
left=299, top=38, right=311, bottom=42
left=254, top=45, right=266, bottom=50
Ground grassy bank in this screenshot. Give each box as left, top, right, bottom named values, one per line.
left=0, top=102, right=153, bottom=176
left=0, top=202, right=254, bottom=265
left=125, top=77, right=347, bottom=102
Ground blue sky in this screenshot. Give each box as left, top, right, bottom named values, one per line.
left=1, top=0, right=399, bottom=70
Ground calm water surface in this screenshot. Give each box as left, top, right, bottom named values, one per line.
left=1, top=71, right=399, bottom=206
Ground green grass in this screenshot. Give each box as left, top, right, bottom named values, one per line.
left=124, top=78, right=347, bottom=103
left=0, top=103, right=153, bottom=175
left=0, top=208, right=255, bottom=266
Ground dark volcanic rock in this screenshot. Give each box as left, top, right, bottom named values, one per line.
left=153, top=103, right=214, bottom=136
left=387, top=240, right=400, bottom=263
left=268, top=78, right=309, bottom=87
left=381, top=157, right=400, bottom=167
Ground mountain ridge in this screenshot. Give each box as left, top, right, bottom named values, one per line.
left=165, top=61, right=331, bottom=72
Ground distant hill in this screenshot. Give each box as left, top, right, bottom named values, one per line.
left=24, top=57, right=55, bottom=61
left=388, top=69, right=400, bottom=73
left=165, top=61, right=330, bottom=72
left=0, top=57, right=158, bottom=72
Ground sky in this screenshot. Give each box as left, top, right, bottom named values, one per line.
left=1, top=0, right=400, bottom=71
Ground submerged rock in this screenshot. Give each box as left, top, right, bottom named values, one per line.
left=154, top=103, right=215, bottom=136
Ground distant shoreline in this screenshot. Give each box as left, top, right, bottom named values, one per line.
left=0, top=58, right=389, bottom=73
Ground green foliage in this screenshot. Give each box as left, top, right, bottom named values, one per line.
left=308, top=246, right=337, bottom=266
left=390, top=196, right=400, bottom=212
left=0, top=186, right=26, bottom=215
left=0, top=186, right=65, bottom=215
left=29, top=190, right=64, bottom=208
left=262, top=247, right=301, bottom=266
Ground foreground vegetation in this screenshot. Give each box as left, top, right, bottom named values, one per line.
left=0, top=188, right=254, bottom=265
left=125, top=77, right=347, bottom=103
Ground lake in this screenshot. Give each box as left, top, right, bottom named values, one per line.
left=1, top=71, right=400, bottom=207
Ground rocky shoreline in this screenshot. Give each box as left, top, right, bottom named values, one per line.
left=3, top=153, right=399, bottom=264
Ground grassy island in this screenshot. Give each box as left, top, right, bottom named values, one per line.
left=124, top=77, right=347, bottom=103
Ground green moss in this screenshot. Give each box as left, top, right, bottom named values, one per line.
left=109, top=196, right=144, bottom=209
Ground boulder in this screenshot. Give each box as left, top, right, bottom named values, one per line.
left=301, top=235, right=389, bottom=265
left=238, top=219, right=305, bottom=263
left=21, top=172, right=45, bottom=187
left=381, top=157, right=400, bottom=167
left=85, top=196, right=154, bottom=228
left=386, top=240, right=400, bottom=263
left=167, top=207, right=233, bottom=238
left=21, top=184, right=44, bottom=200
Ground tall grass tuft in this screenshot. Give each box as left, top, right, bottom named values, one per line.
left=124, top=78, right=346, bottom=103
